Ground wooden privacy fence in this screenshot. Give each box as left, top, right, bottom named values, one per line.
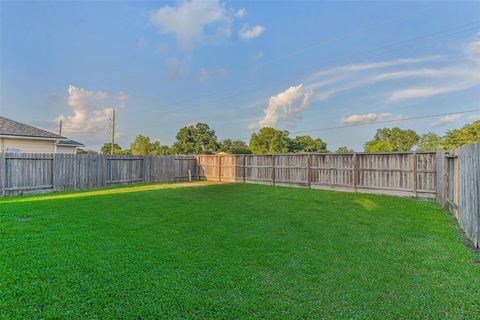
left=436, top=143, right=480, bottom=247
left=197, top=152, right=438, bottom=199
left=0, top=154, right=197, bottom=197
left=0, top=145, right=478, bottom=247
left=198, top=148, right=479, bottom=247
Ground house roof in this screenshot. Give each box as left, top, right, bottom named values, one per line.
left=0, top=117, right=84, bottom=147
left=57, top=139, right=84, bottom=147
left=0, top=116, right=64, bottom=139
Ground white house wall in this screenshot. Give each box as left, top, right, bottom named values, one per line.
left=1, top=137, right=56, bottom=153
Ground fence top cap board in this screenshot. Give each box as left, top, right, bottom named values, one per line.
left=197, top=151, right=437, bottom=156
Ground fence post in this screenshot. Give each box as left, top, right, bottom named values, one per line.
left=352, top=153, right=358, bottom=192
left=272, top=155, right=276, bottom=186
left=453, top=149, right=459, bottom=217
left=243, top=155, right=246, bottom=183
left=52, top=153, right=58, bottom=192
left=412, top=153, right=417, bottom=198
left=443, top=151, right=450, bottom=208
left=0, top=153, right=5, bottom=197
left=143, top=156, right=150, bottom=184
left=307, top=154, right=311, bottom=188
left=195, top=156, right=199, bottom=180
left=218, top=155, right=222, bottom=182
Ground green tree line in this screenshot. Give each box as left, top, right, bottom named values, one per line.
left=79, top=120, right=480, bottom=155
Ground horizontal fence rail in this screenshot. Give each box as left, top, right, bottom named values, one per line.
left=197, top=152, right=438, bottom=199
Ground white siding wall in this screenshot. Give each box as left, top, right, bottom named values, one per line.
left=56, top=145, right=77, bottom=154
left=1, top=137, right=56, bottom=153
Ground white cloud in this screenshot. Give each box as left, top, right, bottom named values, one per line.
left=468, top=114, right=480, bottom=121
left=305, top=56, right=449, bottom=98
left=149, top=0, right=231, bottom=50
left=57, top=85, right=126, bottom=137
left=239, top=25, right=265, bottom=40
left=340, top=113, right=392, bottom=126
left=431, top=114, right=461, bottom=127
left=468, top=37, right=480, bottom=58
left=301, top=56, right=480, bottom=103
left=306, top=56, right=444, bottom=82
left=235, top=8, right=246, bottom=18
left=388, top=77, right=480, bottom=102
left=250, top=84, right=313, bottom=129
left=198, top=67, right=210, bottom=84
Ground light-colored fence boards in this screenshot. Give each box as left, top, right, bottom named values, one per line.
left=198, top=152, right=438, bottom=198
left=435, top=143, right=480, bottom=247
left=0, top=153, right=197, bottom=196
left=311, top=153, right=352, bottom=188
left=454, top=143, right=479, bottom=247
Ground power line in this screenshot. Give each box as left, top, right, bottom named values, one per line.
left=168, top=7, right=435, bottom=106
left=168, top=21, right=480, bottom=108
left=230, top=109, right=480, bottom=141
left=260, top=4, right=436, bottom=65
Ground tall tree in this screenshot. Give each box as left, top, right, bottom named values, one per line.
left=443, top=120, right=480, bottom=149
left=100, top=143, right=123, bottom=155
left=290, top=135, right=327, bottom=153
left=249, top=127, right=291, bottom=154
left=172, top=123, right=219, bottom=154
left=417, top=133, right=444, bottom=151
left=130, top=135, right=170, bottom=155
left=364, top=127, right=419, bottom=152
left=219, top=139, right=251, bottom=154
left=335, top=146, right=353, bottom=153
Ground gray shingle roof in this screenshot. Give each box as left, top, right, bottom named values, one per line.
left=57, top=139, right=84, bottom=147
left=0, top=116, right=64, bottom=139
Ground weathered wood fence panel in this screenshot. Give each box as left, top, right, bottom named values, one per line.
left=437, top=143, right=480, bottom=247
left=3, top=153, right=54, bottom=196
left=1, top=146, right=478, bottom=247
left=198, top=152, right=438, bottom=199
left=149, top=156, right=175, bottom=183
left=0, top=153, right=197, bottom=196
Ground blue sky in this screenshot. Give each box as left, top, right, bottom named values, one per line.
left=1, top=1, right=479, bottom=151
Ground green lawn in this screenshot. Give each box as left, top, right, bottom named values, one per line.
left=1, top=182, right=479, bottom=319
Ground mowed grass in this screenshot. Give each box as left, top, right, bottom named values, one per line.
left=1, top=183, right=479, bottom=319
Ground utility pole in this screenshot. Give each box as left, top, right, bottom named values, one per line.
left=58, top=119, right=63, bottom=136
left=111, top=108, right=116, bottom=155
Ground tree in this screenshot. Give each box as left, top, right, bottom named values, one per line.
left=290, top=135, right=327, bottom=153
left=417, top=133, right=444, bottom=151
left=100, top=143, right=123, bottom=155
left=77, top=148, right=98, bottom=154
left=443, top=121, right=480, bottom=149
left=364, top=127, right=419, bottom=152
left=130, top=135, right=151, bottom=155
left=130, top=135, right=170, bottom=155
left=172, top=123, right=219, bottom=154
left=249, top=127, right=291, bottom=154
left=152, top=143, right=171, bottom=155
left=219, top=139, right=251, bottom=154
left=335, top=146, right=353, bottom=153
